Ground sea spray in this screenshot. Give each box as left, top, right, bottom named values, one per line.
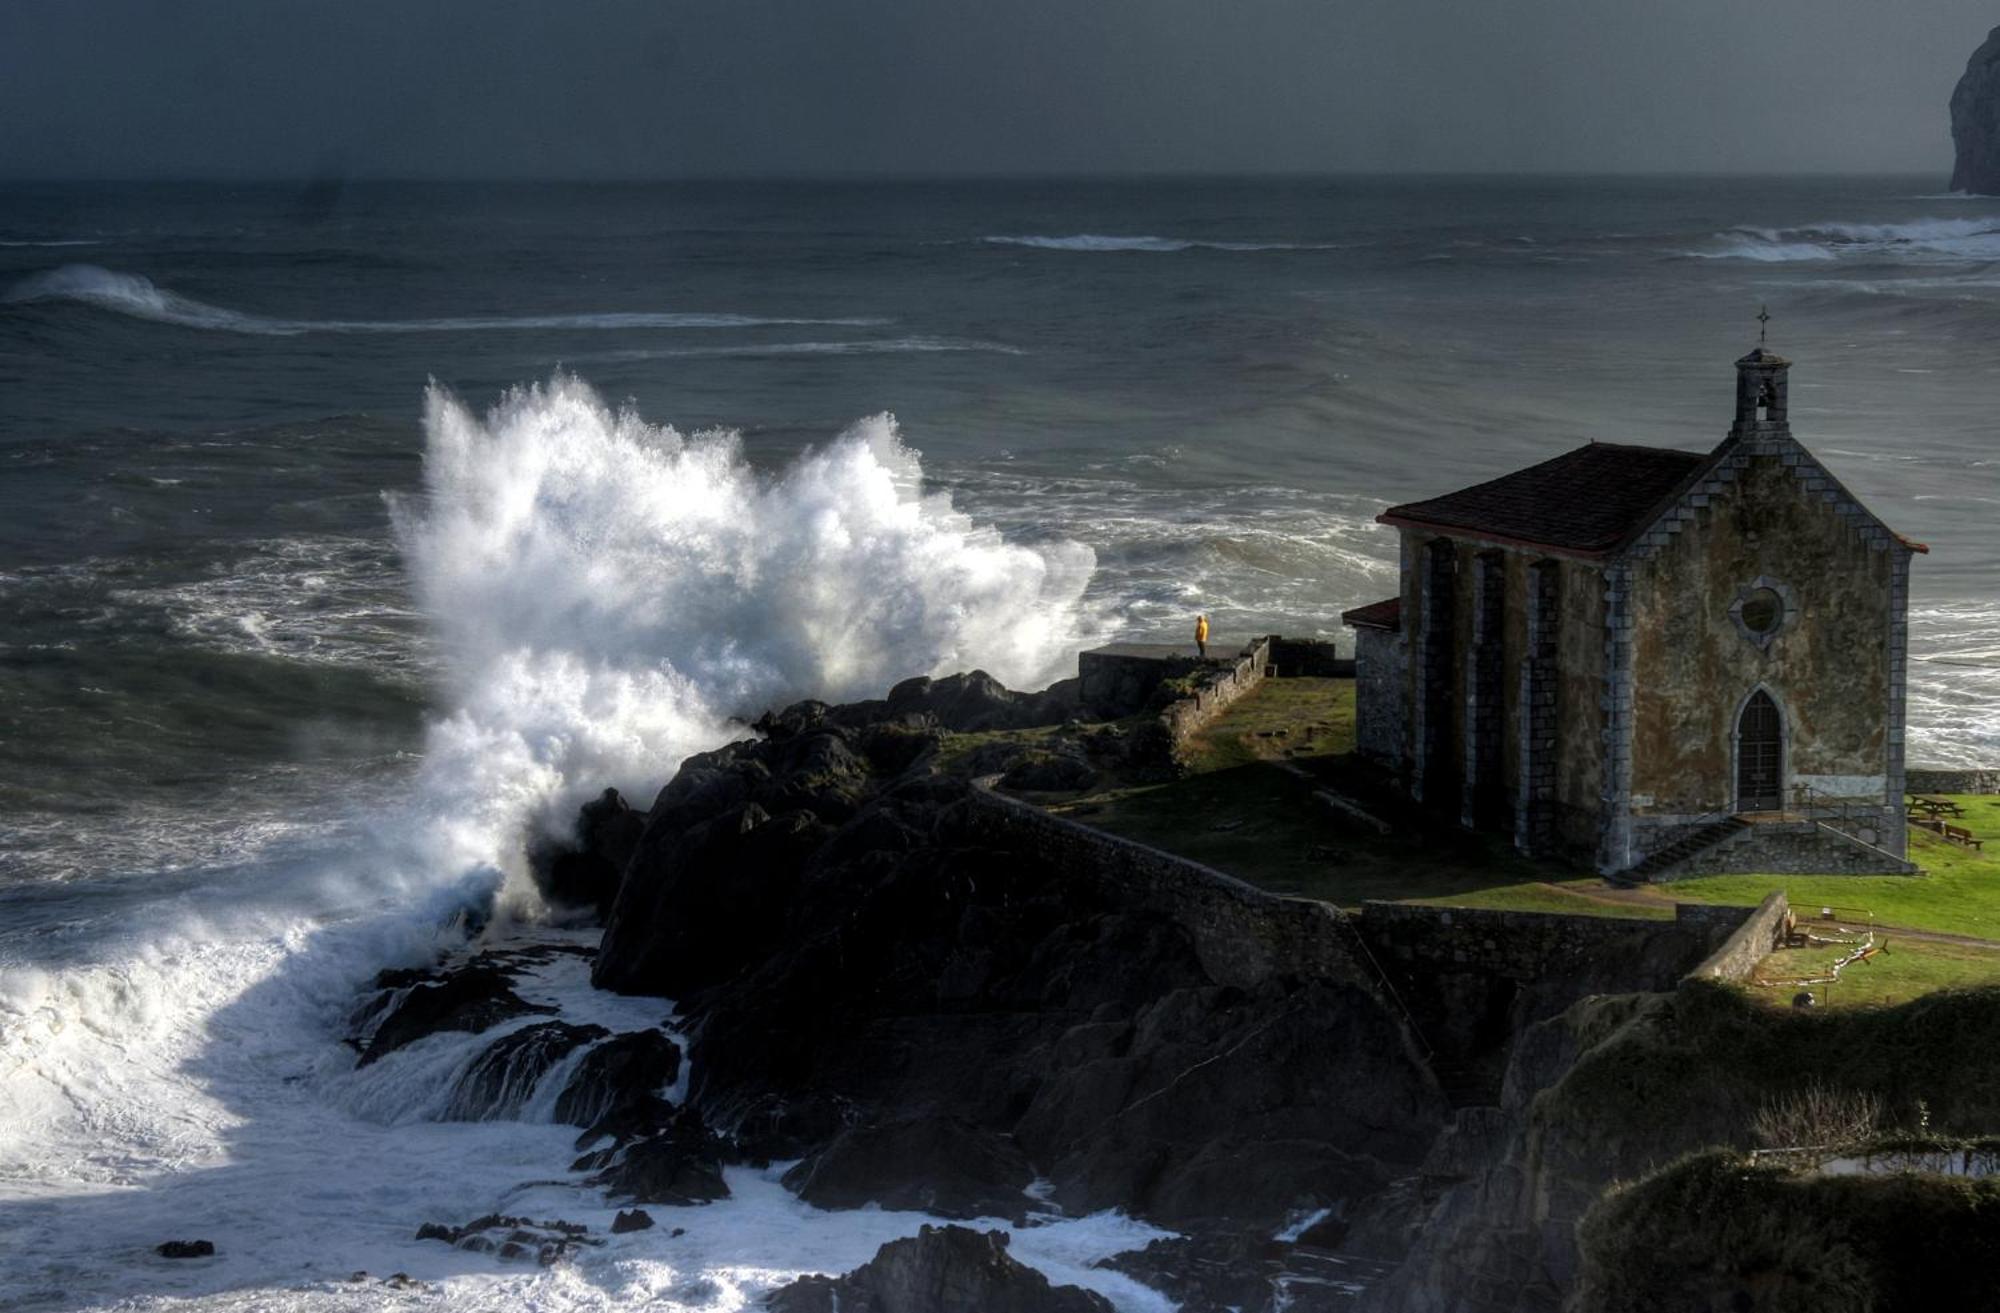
left=0, top=374, right=1113, bottom=1309
left=392, top=373, right=1097, bottom=907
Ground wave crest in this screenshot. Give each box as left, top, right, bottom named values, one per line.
left=1688, top=216, right=2000, bottom=263
left=1, top=264, right=888, bottom=336
left=983, top=233, right=1341, bottom=253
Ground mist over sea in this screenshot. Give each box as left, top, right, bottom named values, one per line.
left=1, top=176, right=1997, bottom=1310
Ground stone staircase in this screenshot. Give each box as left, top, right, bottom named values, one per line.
left=1627, top=816, right=1750, bottom=881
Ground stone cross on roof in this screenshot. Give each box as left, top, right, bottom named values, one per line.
left=1757, top=304, right=1771, bottom=345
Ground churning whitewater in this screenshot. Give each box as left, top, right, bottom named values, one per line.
left=0, top=377, right=1155, bottom=1312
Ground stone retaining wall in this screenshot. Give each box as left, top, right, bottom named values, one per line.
left=1268, top=637, right=1355, bottom=678
left=1907, top=767, right=2000, bottom=795
left=1658, top=820, right=1918, bottom=878
left=960, top=783, right=1376, bottom=995
left=1355, top=901, right=1748, bottom=994
left=1681, top=890, right=1790, bottom=985
left=1158, top=635, right=1274, bottom=757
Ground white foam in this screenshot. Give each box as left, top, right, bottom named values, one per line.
left=1689, top=217, right=2000, bottom=264
left=983, top=233, right=1341, bottom=253
left=0, top=265, right=889, bottom=336
left=0, top=375, right=1110, bottom=1310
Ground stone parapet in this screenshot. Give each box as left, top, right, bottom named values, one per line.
left=1907, top=767, right=2000, bottom=795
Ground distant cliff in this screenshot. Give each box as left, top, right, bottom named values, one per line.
left=1950, top=25, right=2000, bottom=193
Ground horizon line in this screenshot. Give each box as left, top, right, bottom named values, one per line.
left=0, top=168, right=1964, bottom=188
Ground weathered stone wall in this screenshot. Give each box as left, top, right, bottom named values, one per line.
left=961, top=784, right=1379, bottom=994
left=1354, top=900, right=1754, bottom=1095
left=1907, top=767, right=2000, bottom=795
left=1156, top=636, right=1272, bottom=756
left=1391, top=528, right=1606, bottom=862
left=1354, top=626, right=1406, bottom=767
left=1356, top=901, right=1747, bottom=994
left=1654, top=820, right=1918, bottom=878
left=1680, top=891, right=1789, bottom=984
left=1077, top=647, right=1195, bottom=717
left=1269, top=636, right=1355, bottom=677
left=1625, top=438, right=1900, bottom=828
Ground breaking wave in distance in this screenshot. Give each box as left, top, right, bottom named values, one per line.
left=1, top=264, right=888, bottom=336
left=983, top=233, right=1342, bottom=252
left=1688, top=216, right=2000, bottom=263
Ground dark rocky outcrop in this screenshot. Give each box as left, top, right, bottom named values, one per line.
left=609, top=1208, right=654, bottom=1234
left=581, top=678, right=1443, bottom=1249
left=781, top=1114, right=1039, bottom=1223
left=1362, top=983, right=2000, bottom=1312
left=1573, top=1149, right=2000, bottom=1313
left=576, top=1105, right=731, bottom=1206
left=552, top=1028, right=682, bottom=1137
left=156, top=1240, right=214, bottom=1259
left=1953, top=25, right=2000, bottom=194
left=529, top=787, right=647, bottom=921
left=350, top=963, right=556, bottom=1066
left=766, top=1225, right=1112, bottom=1313
left=443, top=1021, right=608, bottom=1121
left=1102, top=1233, right=1379, bottom=1313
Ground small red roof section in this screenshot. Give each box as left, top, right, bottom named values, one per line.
left=1341, top=596, right=1402, bottom=632
left=1379, top=442, right=1712, bottom=557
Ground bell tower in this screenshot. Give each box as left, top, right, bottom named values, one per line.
left=1734, top=346, right=1790, bottom=428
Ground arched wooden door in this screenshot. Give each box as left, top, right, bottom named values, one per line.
left=1737, top=690, right=1783, bottom=812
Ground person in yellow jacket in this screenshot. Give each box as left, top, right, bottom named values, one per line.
left=1194, top=613, right=1209, bottom=658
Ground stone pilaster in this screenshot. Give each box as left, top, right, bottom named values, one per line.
left=1515, top=560, right=1560, bottom=856
left=1596, top=561, right=1635, bottom=875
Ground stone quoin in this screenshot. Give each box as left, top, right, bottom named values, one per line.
left=1344, top=345, right=1927, bottom=879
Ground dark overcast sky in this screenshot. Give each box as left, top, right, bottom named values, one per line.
left=1, top=0, right=1991, bottom=178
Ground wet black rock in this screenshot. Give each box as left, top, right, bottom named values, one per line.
left=414, top=1214, right=596, bottom=1267
left=766, top=1225, right=1112, bottom=1313
left=610, top=1208, right=654, bottom=1234
left=582, top=1105, right=731, bottom=1206
left=156, top=1240, right=214, bottom=1259
left=530, top=787, right=646, bottom=921
left=444, top=1021, right=609, bottom=1121
left=351, top=963, right=556, bottom=1066
left=552, top=1028, right=682, bottom=1136
left=781, top=1114, right=1038, bottom=1223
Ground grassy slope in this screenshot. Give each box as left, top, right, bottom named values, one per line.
left=1045, top=678, right=1660, bottom=917
left=1574, top=1148, right=2000, bottom=1313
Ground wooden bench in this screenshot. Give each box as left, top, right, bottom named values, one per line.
left=1942, top=823, right=1984, bottom=851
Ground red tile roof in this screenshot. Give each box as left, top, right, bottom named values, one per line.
left=1379, top=442, right=1712, bottom=557
left=1341, top=596, right=1402, bottom=632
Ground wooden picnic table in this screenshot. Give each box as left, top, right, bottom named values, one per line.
left=1908, top=795, right=1966, bottom=819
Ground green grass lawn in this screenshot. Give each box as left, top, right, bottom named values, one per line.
left=1754, top=933, right=2000, bottom=1009
left=1620, top=796, right=2000, bottom=941
left=1052, top=677, right=1666, bottom=917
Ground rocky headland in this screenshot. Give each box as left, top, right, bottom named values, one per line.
left=347, top=667, right=2000, bottom=1311
left=1952, top=24, right=2000, bottom=194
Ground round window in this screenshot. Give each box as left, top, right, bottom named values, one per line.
left=1739, top=587, right=1784, bottom=635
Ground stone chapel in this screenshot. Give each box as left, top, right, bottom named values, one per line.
left=1342, top=346, right=1926, bottom=879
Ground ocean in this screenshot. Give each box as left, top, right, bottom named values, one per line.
left=0, top=176, right=1995, bottom=1309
